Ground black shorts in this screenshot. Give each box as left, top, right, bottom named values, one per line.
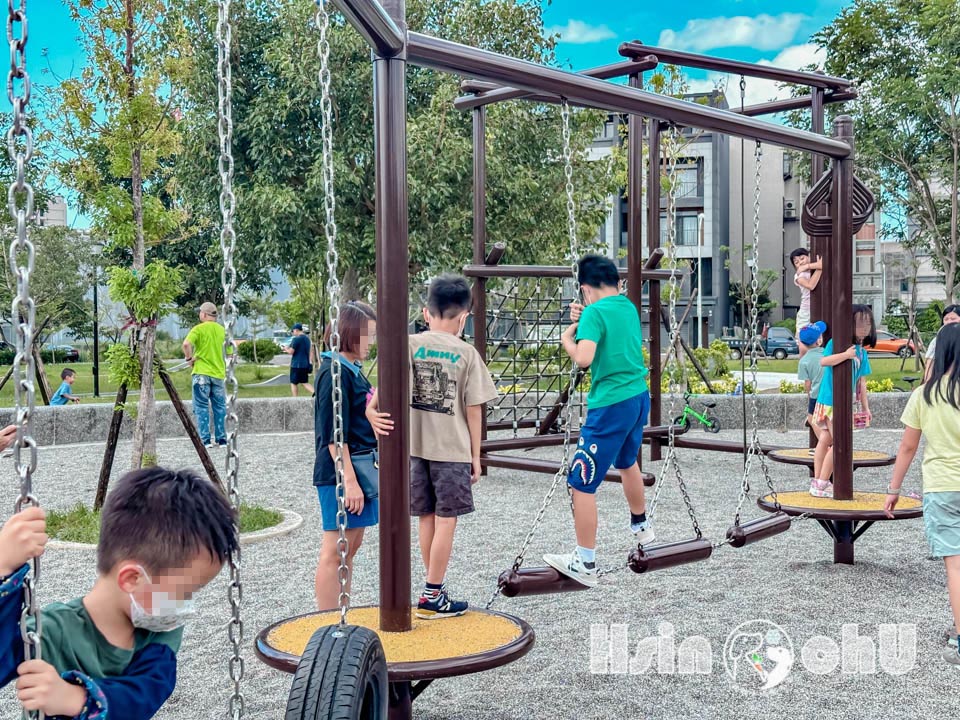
left=410, top=457, right=474, bottom=518
left=807, top=397, right=817, bottom=415
left=290, top=367, right=311, bottom=385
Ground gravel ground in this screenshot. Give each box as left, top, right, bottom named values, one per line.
left=0, top=428, right=954, bottom=720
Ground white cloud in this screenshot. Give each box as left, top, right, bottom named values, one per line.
left=684, top=43, right=826, bottom=110
left=546, top=20, right=616, bottom=45
left=658, top=13, right=806, bottom=52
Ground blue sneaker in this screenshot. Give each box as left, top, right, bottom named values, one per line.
left=416, top=588, right=468, bottom=620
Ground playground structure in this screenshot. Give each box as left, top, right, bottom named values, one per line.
left=247, top=2, right=924, bottom=719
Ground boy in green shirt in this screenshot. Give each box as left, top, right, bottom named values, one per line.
left=0, top=467, right=239, bottom=718
left=544, top=254, right=653, bottom=588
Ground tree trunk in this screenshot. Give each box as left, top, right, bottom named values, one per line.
left=124, top=2, right=157, bottom=468
left=949, top=137, right=958, bottom=305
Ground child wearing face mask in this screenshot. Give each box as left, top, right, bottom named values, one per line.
left=366, top=273, right=497, bottom=619
left=0, top=467, right=239, bottom=719
left=539, top=254, right=652, bottom=588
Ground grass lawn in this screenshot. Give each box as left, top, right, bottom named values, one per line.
left=46, top=503, right=283, bottom=544
left=747, top=355, right=926, bottom=389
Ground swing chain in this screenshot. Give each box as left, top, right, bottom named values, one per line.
left=486, top=102, right=581, bottom=610
left=7, top=2, right=42, bottom=716
left=215, top=0, right=245, bottom=716
left=316, top=0, right=351, bottom=625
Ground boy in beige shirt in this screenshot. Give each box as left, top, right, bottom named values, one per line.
left=367, top=274, right=497, bottom=618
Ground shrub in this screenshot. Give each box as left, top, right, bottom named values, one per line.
left=775, top=318, right=797, bottom=335
left=779, top=380, right=805, bottom=394
left=866, top=378, right=895, bottom=392
left=238, top=339, right=280, bottom=363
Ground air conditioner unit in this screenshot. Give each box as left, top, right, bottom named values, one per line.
left=783, top=199, right=797, bottom=219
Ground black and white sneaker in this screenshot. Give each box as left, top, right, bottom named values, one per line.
left=543, top=549, right=598, bottom=588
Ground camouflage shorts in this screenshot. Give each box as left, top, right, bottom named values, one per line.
left=410, top=457, right=474, bottom=518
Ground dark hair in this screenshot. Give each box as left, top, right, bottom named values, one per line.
left=61, top=368, right=75, bottom=380
left=923, top=323, right=960, bottom=410
left=577, top=254, right=620, bottom=289
left=942, top=304, right=960, bottom=321
left=789, top=248, right=810, bottom=264
left=427, top=274, right=472, bottom=319
left=97, top=467, right=239, bottom=575
left=852, top=304, right=877, bottom=347
left=323, top=301, right=376, bottom=355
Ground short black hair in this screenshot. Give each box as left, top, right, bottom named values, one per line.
left=98, top=467, right=239, bottom=575
left=789, top=248, right=810, bottom=264
left=852, top=304, right=877, bottom=348
left=61, top=368, right=75, bottom=380
left=942, top=304, right=960, bottom=320
left=427, top=274, right=472, bottom=319
left=577, top=254, right=620, bottom=289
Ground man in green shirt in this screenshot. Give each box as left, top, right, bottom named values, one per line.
left=544, top=254, right=652, bottom=588
left=182, top=301, right=227, bottom=447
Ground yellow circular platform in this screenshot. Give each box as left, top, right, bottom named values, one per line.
left=767, top=448, right=895, bottom=469
left=771, top=490, right=921, bottom=512
left=774, top=448, right=890, bottom=461
left=255, top=606, right=536, bottom=682
left=267, top=608, right=522, bottom=662
left=758, top=491, right=923, bottom=521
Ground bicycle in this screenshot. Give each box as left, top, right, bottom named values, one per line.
left=673, top=391, right=721, bottom=433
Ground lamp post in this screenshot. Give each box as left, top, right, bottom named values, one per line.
left=89, top=236, right=102, bottom=398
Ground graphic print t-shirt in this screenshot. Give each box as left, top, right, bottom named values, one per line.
left=409, top=331, right=498, bottom=463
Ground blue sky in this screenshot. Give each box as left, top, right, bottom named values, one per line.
left=29, top=0, right=853, bottom=226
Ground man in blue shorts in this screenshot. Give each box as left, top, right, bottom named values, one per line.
left=544, top=254, right=653, bottom=588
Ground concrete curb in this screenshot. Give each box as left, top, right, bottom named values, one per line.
left=46, top=508, right=303, bottom=551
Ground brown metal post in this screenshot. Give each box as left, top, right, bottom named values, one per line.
left=808, top=88, right=826, bottom=456
left=831, top=116, right=855, bottom=513
left=646, top=119, right=663, bottom=460
left=94, top=383, right=128, bottom=510
left=472, top=106, right=488, bottom=445
left=374, top=0, right=411, bottom=634
left=627, top=72, right=647, bottom=468
left=158, top=365, right=224, bottom=493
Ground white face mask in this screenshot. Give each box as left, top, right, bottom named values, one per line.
left=129, top=566, right=196, bottom=633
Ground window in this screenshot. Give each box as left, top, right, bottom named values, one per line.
left=674, top=166, right=699, bottom=198
left=855, top=256, right=875, bottom=274
left=900, top=279, right=910, bottom=292
left=660, top=212, right=700, bottom=246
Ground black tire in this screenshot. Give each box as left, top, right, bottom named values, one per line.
left=673, top=415, right=690, bottom=430
left=704, top=416, right=721, bottom=434
left=897, top=346, right=913, bottom=358
left=773, top=349, right=787, bottom=360
left=729, top=348, right=742, bottom=360
left=285, top=625, right=388, bottom=720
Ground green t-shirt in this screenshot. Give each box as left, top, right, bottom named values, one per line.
left=186, top=321, right=226, bottom=380
left=576, top=294, right=649, bottom=408
left=900, top=381, right=960, bottom=493
left=797, top=347, right=825, bottom=398
left=32, top=597, right=182, bottom=676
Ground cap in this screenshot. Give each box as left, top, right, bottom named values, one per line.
left=199, top=302, right=218, bottom=317
left=798, top=320, right=827, bottom=346
left=292, top=323, right=304, bottom=331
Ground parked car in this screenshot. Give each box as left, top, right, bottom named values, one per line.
left=721, top=326, right=799, bottom=360
left=45, top=344, right=80, bottom=362
left=274, top=335, right=293, bottom=350
left=865, top=331, right=915, bottom=357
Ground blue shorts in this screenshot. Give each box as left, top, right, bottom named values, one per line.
left=568, top=391, right=650, bottom=495
left=923, top=492, right=960, bottom=559
left=317, top=485, right=379, bottom=532
left=807, top=397, right=817, bottom=415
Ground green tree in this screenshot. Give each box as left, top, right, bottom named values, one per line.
left=51, top=0, right=189, bottom=468
left=0, top=226, right=93, bottom=341
left=175, top=0, right=617, bottom=297
left=241, top=291, right=279, bottom=365
left=807, top=0, right=960, bottom=302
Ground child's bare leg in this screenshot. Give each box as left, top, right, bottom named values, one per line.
left=805, top=414, right=823, bottom=441
left=946, top=555, right=960, bottom=636
left=820, top=418, right=835, bottom=483
left=619, top=462, right=647, bottom=515
left=814, top=425, right=832, bottom=480
left=572, top=489, right=598, bottom=549
left=418, top=514, right=435, bottom=574
left=315, top=528, right=364, bottom=610
left=426, top=516, right=457, bottom=585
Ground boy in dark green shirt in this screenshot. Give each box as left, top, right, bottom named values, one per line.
left=544, top=254, right=653, bottom=587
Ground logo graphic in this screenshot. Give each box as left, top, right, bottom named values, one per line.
left=723, top=620, right=795, bottom=692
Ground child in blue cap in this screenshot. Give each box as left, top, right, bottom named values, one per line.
left=797, top=321, right=827, bottom=449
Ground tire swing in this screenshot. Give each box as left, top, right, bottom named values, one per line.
left=223, top=1, right=388, bottom=716
left=628, top=127, right=712, bottom=574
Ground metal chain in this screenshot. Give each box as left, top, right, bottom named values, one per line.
left=7, top=3, right=41, bottom=717
left=486, top=101, right=581, bottom=609
left=659, top=128, right=701, bottom=539
left=315, top=0, right=351, bottom=625
left=214, top=1, right=244, bottom=717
